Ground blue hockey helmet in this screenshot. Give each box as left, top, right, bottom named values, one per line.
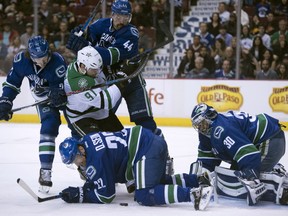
left=28, top=35, right=49, bottom=59
left=111, top=0, right=132, bottom=15
left=59, top=137, right=79, bottom=164
left=191, top=103, right=218, bottom=137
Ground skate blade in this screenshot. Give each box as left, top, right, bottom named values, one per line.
left=199, top=186, right=213, bottom=210
left=38, top=185, right=51, bottom=193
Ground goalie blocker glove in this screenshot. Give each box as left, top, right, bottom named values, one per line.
left=0, top=96, right=13, bottom=121
left=235, top=169, right=267, bottom=206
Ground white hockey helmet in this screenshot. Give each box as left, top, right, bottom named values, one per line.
left=77, top=46, right=103, bottom=74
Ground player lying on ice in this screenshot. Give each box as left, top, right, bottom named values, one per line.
left=190, top=103, right=288, bottom=206
left=58, top=126, right=213, bottom=210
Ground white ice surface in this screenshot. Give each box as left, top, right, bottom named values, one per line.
left=0, top=123, right=287, bottom=216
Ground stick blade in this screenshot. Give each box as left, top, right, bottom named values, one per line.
left=17, top=178, right=40, bottom=202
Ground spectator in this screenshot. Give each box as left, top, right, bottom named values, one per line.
left=250, top=14, right=261, bottom=35
left=198, top=22, right=215, bottom=50
left=233, top=2, right=250, bottom=26
left=240, top=25, right=253, bottom=50
left=214, top=59, right=236, bottom=79
left=198, top=46, right=216, bottom=75
left=53, top=21, right=70, bottom=49
left=174, top=49, right=195, bottom=78
left=4, top=0, right=17, bottom=18
left=240, top=48, right=258, bottom=79
left=54, top=3, right=76, bottom=31
left=218, top=2, right=230, bottom=24
left=14, top=10, right=27, bottom=35
left=226, top=12, right=237, bottom=36
left=4, top=36, right=26, bottom=72
left=271, top=19, right=288, bottom=45
left=255, top=0, right=271, bottom=19
left=265, top=12, right=278, bottom=35
left=188, top=35, right=202, bottom=57
left=20, top=23, right=35, bottom=47
left=249, top=35, right=266, bottom=61
left=0, top=21, right=19, bottom=46
left=261, top=48, right=277, bottom=71
left=255, top=59, right=278, bottom=80
left=211, top=38, right=226, bottom=69
left=185, top=56, right=210, bottom=79
left=131, top=2, right=148, bottom=27
left=276, top=62, right=288, bottom=79
left=207, top=12, right=221, bottom=38
left=272, top=33, right=288, bottom=62
left=258, top=23, right=271, bottom=49
left=38, top=0, right=53, bottom=28
left=219, top=46, right=236, bottom=71
left=16, top=0, right=33, bottom=17
left=215, top=24, right=233, bottom=47
left=39, top=25, right=54, bottom=44
left=57, top=44, right=75, bottom=64
left=274, top=0, right=288, bottom=17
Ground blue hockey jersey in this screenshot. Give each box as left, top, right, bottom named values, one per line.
left=80, top=126, right=156, bottom=203
left=88, top=18, right=139, bottom=65
left=2, top=51, right=67, bottom=101
left=197, top=111, right=281, bottom=172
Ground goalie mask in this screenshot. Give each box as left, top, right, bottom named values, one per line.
left=59, top=137, right=80, bottom=164
left=191, top=103, right=218, bottom=137
left=77, top=46, right=103, bottom=75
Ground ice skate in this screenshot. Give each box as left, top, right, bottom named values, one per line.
left=38, top=168, right=52, bottom=193
left=190, top=185, right=213, bottom=210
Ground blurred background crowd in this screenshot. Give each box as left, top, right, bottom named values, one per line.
left=0, top=0, right=288, bottom=80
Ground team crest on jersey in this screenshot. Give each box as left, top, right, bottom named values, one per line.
left=78, top=78, right=89, bottom=88
left=55, top=65, right=66, bottom=78
left=86, top=165, right=96, bottom=179
left=213, top=126, right=224, bottom=139
left=131, top=27, right=139, bottom=38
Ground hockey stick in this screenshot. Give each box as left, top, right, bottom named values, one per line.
left=17, top=178, right=62, bottom=202
left=75, top=0, right=104, bottom=37
left=66, top=21, right=174, bottom=95
left=11, top=98, right=50, bottom=113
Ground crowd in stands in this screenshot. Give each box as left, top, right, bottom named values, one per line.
left=1, top=0, right=288, bottom=80
left=175, top=0, right=288, bottom=80
left=0, top=0, right=188, bottom=76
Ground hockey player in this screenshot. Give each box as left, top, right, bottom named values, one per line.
left=58, top=126, right=213, bottom=210
left=0, top=35, right=74, bottom=192
left=66, top=0, right=162, bottom=136
left=64, top=45, right=127, bottom=136
left=66, top=0, right=173, bottom=174
left=190, top=103, right=287, bottom=206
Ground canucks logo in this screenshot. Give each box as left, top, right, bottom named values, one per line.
left=78, top=78, right=89, bottom=88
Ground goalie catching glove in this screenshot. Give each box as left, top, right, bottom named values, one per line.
left=0, top=96, right=13, bottom=121
left=234, top=169, right=267, bottom=206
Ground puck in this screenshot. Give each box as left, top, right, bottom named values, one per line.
left=120, top=202, right=128, bottom=206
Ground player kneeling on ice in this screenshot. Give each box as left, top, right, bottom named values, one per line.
left=58, top=126, right=213, bottom=210
left=190, top=103, right=288, bottom=206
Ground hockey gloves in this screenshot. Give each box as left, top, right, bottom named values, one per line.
left=61, top=187, right=84, bottom=203
left=66, top=25, right=90, bottom=53
left=48, top=86, right=67, bottom=107
left=235, top=169, right=267, bottom=206
left=0, top=96, right=13, bottom=121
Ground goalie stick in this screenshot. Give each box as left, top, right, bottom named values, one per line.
left=17, top=178, right=61, bottom=202
left=66, top=20, right=174, bottom=96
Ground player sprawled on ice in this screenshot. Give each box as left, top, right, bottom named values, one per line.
left=190, top=103, right=288, bottom=206
left=58, top=126, right=213, bottom=210
left=66, top=0, right=174, bottom=175
left=0, top=36, right=76, bottom=192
